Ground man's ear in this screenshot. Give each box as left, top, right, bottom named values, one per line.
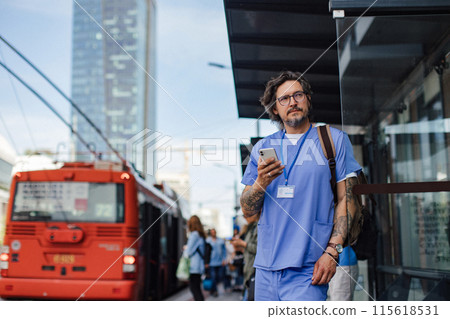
left=273, top=105, right=278, bottom=115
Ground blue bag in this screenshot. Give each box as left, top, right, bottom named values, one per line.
left=203, top=277, right=213, bottom=291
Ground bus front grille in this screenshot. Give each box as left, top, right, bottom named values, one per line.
left=6, top=224, right=36, bottom=236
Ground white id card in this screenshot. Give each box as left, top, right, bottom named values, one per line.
left=277, top=185, right=295, bottom=198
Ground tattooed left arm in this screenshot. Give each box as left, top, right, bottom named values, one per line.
left=330, top=180, right=347, bottom=245
left=311, top=180, right=346, bottom=285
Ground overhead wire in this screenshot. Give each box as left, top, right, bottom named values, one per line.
left=0, top=60, right=98, bottom=159
left=0, top=46, right=38, bottom=152
left=0, top=48, right=112, bottom=232
left=0, top=34, right=247, bottom=171
left=0, top=34, right=126, bottom=165
left=0, top=51, right=20, bottom=156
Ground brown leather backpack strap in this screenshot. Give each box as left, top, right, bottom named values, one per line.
left=317, top=125, right=337, bottom=204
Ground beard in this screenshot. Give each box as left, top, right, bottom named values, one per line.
left=285, top=116, right=307, bottom=128
left=283, top=106, right=310, bottom=128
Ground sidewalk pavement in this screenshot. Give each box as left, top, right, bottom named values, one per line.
left=166, top=285, right=243, bottom=301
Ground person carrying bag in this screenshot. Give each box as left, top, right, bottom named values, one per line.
left=184, top=215, right=206, bottom=301
left=231, top=212, right=260, bottom=301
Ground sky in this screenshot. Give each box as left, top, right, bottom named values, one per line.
left=0, top=0, right=277, bottom=236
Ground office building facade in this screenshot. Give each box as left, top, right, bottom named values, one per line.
left=71, top=0, right=156, bottom=172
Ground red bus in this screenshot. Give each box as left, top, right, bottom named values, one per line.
left=0, top=161, right=187, bottom=300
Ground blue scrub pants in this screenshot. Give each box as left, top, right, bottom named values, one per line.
left=255, top=267, right=328, bottom=301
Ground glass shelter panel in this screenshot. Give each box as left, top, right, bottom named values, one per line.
left=336, top=14, right=450, bottom=300
left=392, top=192, right=450, bottom=271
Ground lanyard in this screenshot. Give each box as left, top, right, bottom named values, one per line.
left=280, top=124, right=312, bottom=186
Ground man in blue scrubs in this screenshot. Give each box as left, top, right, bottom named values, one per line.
left=240, top=71, right=350, bottom=301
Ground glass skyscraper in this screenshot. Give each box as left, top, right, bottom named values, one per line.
left=71, top=0, right=156, bottom=172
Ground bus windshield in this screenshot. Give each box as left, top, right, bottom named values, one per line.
left=11, top=182, right=125, bottom=223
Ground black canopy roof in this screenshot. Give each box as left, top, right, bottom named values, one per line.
left=224, top=0, right=342, bottom=125
left=224, top=0, right=450, bottom=126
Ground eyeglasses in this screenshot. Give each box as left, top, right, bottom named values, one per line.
left=277, top=91, right=307, bottom=106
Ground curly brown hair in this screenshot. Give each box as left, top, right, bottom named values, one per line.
left=187, top=215, right=206, bottom=239
left=260, top=71, right=313, bottom=129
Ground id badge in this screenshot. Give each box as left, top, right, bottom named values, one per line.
left=277, top=185, right=295, bottom=198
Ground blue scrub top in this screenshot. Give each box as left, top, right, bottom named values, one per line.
left=242, top=127, right=347, bottom=271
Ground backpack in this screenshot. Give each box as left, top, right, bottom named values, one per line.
left=196, top=240, right=212, bottom=265
left=204, top=241, right=212, bottom=265
left=317, top=125, right=377, bottom=260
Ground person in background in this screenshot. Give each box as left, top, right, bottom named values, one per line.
left=231, top=211, right=260, bottom=301
left=233, top=227, right=240, bottom=238
left=328, top=246, right=359, bottom=300
left=223, top=237, right=235, bottom=293
left=185, top=215, right=206, bottom=301
left=231, top=227, right=245, bottom=292
left=206, top=228, right=227, bottom=297
left=228, top=225, right=242, bottom=291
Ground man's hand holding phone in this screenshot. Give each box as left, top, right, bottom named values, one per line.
left=255, top=148, right=284, bottom=190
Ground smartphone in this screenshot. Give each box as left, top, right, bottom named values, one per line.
left=259, top=148, right=279, bottom=162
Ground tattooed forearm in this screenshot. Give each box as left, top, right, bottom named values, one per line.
left=346, top=177, right=357, bottom=203
left=330, top=181, right=348, bottom=243
left=240, top=186, right=265, bottom=217
left=346, top=177, right=359, bottom=224
left=331, top=215, right=348, bottom=239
